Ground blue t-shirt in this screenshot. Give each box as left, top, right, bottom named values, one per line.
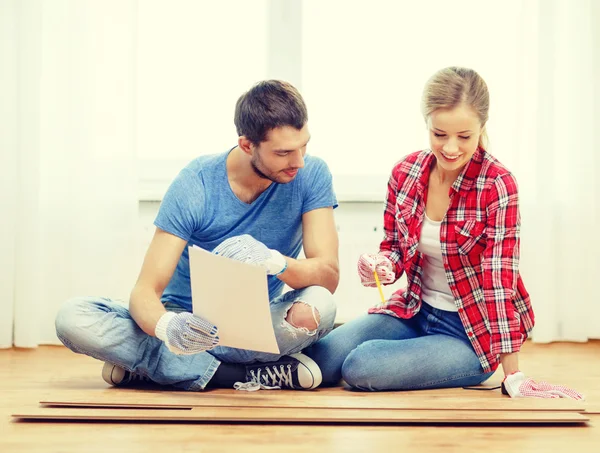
left=154, top=150, right=338, bottom=310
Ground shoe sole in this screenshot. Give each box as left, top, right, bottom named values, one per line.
left=289, top=353, right=322, bottom=390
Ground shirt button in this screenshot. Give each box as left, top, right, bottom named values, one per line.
left=458, top=308, right=464, bottom=314
left=467, top=331, right=474, bottom=337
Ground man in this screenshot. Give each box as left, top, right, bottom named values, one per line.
left=55, top=80, right=339, bottom=391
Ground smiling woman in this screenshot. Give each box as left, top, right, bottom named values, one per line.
left=305, top=66, right=583, bottom=400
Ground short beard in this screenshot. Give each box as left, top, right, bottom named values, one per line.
left=250, top=158, right=276, bottom=182
left=250, top=150, right=286, bottom=183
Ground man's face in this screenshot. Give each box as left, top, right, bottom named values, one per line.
left=250, top=125, right=310, bottom=184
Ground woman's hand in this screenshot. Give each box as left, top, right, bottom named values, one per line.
left=502, top=371, right=584, bottom=399
left=357, top=253, right=395, bottom=287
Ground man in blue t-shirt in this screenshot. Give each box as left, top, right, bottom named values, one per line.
left=55, top=80, right=339, bottom=391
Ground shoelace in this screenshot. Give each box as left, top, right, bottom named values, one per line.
left=233, top=364, right=294, bottom=392
left=128, top=372, right=152, bottom=383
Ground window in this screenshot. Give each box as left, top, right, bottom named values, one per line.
left=302, top=0, right=522, bottom=199
left=138, top=0, right=523, bottom=201
left=137, top=0, right=268, bottom=199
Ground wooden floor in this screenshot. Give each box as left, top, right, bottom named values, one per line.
left=2, top=342, right=599, bottom=453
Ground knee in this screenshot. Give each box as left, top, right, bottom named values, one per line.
left=341, top=344, right=382, bottom=391
left=285, top=302, right=320, bottom=331
left=285, top=286, right=336, bottom=332
left=54, top=297, right=112, bottom=352
left=55, top=297, right=88, bottom=342
left=316, top=287, right=337, bottom=331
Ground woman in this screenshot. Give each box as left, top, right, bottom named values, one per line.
left=306, top=67, right=582, bottom=399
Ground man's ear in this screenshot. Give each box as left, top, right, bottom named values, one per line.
left=238, top=136, right=254, bottom=156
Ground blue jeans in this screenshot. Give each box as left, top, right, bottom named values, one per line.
left=305, top=302, right=494, bottom=391
left=55, top=286, right=336, bottom=391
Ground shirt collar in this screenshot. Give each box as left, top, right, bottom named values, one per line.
left=416, top=147, right=485, bottom=198
left=452, top=147, right=485, bottom=196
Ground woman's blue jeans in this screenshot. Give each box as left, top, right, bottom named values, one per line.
left=305, top=302, right=494, bottom=391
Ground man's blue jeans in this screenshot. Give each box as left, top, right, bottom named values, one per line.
left=305, top=302, right=494, bottom=391
left=55, top=286, right=336, bottom=391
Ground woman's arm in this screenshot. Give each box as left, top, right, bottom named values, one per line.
left=499, top=352, right=519, bottom=376
left=482, top=173, right=524, bottom=357
left=378, top=167, right=405, bottom=279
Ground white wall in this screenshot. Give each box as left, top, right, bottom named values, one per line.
left=138, top=201, right=407, bottom=323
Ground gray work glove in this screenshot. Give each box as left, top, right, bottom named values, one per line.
left=155, top=312, right=219, bottom=355
left=212, top=234, right=287, bottom=276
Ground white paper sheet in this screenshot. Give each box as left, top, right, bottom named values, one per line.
left=188, top=245, right=280, bottom=354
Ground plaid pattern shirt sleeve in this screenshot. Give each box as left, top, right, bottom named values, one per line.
left=482, top=173, right=524, bottom=355
left=379, top=169, right=405, bottom=279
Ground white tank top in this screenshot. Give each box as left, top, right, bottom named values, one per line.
left=417, top=213, right=458, bottom=312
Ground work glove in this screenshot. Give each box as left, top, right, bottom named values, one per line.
left=502, top=371, right=584, bottom=400
left=357, top=253, right=395, bottom=287
left=155, top=312, right=219, bottom=355
left=212, top=234, right=287, bottom=276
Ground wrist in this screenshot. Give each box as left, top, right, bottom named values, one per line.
left=501, top=371, right=525, bottom=397
left=275, top=258, right=288, bottom=276
left=155, top=311, right=177, bottom=342
left=499, top=352, right=519, bottom=377
left=270, top=250, right=288, bottom=276
left=503, top=370, right=521, bottom=381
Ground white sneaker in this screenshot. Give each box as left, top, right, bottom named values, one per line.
left=101, top=362, right=152, bottom=387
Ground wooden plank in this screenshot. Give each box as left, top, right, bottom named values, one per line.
left=4, top=344, right=600, bottom=453
left=39, top=389, right=587, bottom=412
left=13, top=406, right=590, bottom=424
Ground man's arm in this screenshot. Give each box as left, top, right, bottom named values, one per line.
left=277, top=207, right=339, bottom=294
left=129, top=227, right=188, bottom=336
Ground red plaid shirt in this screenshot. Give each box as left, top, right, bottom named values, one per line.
left=368, top=148, right=535, bottom=373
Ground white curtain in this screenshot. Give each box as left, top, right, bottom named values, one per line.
left=1, top=0, right=597, bottom=348
left=0, top=0, right=140, bottom=348
left=515, top=0, right=599, bottom=342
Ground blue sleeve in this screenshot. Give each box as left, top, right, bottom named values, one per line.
left=154, top=168, right=204, bottom=241
left=302, top=157, right=338, bottom=214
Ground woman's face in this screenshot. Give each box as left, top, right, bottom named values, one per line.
left=427, top=104, right=482, bottom=174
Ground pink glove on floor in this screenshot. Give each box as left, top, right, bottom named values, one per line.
left=502, top=371, right=584, bottom=400
left=357, top=253, right=395, bottom=287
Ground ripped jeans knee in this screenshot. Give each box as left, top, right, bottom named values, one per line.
left=284, top=301, right=321, bottom=335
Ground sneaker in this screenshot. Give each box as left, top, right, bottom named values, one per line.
left=234, top=353, right=322, bottom=391
left=101, top=362, right=153, bottom=387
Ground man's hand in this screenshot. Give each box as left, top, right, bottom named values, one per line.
left=155, top=312, right=219, bottom=355
left=212, top=234, right=287, bottom=276
left=357, top=253, right=395, bottom=287
left=502, top=371, right=584, bottom=399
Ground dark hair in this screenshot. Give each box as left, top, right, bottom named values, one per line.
left=234, top=80, right=308, bottom=145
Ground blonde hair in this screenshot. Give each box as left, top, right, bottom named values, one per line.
left=421, top=67, right=489, bottom=150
